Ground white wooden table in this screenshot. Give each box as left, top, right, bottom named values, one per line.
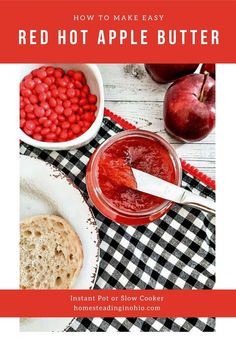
left=98, top=64, right=215, bottom=180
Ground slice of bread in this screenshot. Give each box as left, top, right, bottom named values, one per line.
left=20, top=215, right=83, bottom=289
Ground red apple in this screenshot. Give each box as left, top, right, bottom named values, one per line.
left=200, top=63, right=215, bottom=80
left=145, top=64, right=199, bottom=84
left=163, top=73, right=215, bottom=142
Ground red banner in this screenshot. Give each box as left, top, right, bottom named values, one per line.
left=0, top=1, right=236, bottom=62
left=0, top=290, right=236, bottom=317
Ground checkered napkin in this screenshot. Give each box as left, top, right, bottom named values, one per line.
left=20, top=115, right=215, bottom=332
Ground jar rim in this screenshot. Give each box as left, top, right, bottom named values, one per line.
left=87, top=129, right=182, bottom=218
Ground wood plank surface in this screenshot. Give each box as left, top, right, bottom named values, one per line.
left=98, top=64, right=215, bottom=180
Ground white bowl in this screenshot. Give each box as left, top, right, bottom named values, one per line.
left=19, top=64, right=104, bottom=150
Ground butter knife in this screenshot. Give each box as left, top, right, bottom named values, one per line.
left=131, top=168, right=216, bottom=215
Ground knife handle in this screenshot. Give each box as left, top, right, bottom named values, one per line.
left=182, top=191, right=216, bottom=215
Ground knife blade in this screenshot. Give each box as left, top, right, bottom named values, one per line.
left=131, top=168, right=216, bottom=215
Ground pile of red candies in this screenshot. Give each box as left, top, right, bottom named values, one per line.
left=20, top=66, right=97, bottom=142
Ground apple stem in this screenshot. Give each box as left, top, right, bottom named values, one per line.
left=199, top=71, right=210, bottom=102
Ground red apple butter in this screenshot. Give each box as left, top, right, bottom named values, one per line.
left=98, top=136, right=176, bottom=212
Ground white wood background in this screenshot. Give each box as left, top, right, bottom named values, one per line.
left=98, top=64, right=215, bottom=180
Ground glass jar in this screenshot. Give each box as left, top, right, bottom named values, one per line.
left=86, top=130, right=182, bottom=225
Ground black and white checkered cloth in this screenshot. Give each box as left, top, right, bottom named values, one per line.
left=20, top=115, right=215, bottom=332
